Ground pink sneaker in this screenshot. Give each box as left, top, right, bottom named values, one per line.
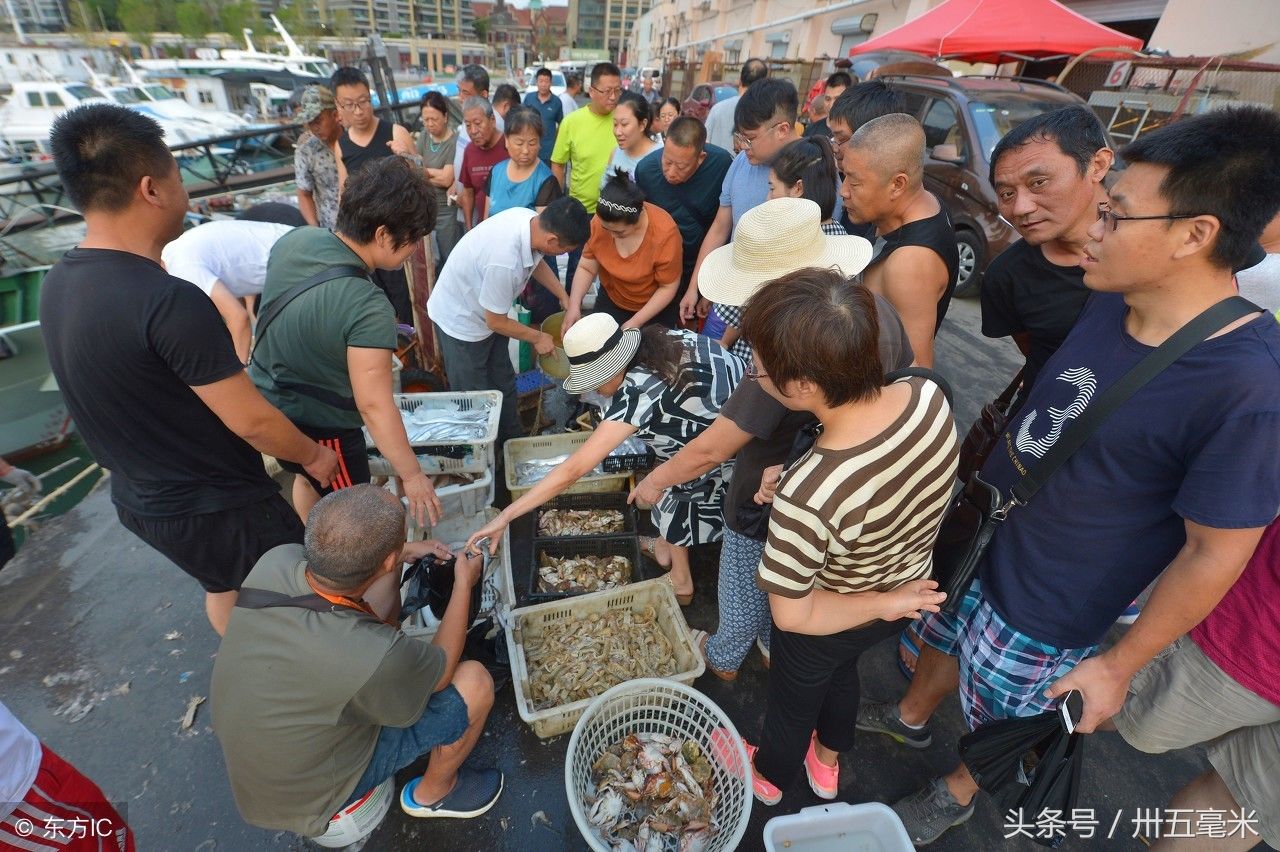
left=744, top=742, right=782, bottom=805
left=804, top=732, right=839, bottom=800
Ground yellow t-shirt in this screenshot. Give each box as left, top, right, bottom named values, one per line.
left=551, top=106, right=617, bottom=213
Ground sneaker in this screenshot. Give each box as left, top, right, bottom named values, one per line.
left=400, top=768, right=504, bottom=819
left=756, top=637, right=771, bottom=669
left=803, top=733, right=838, bottom=800
left=744, top=742, right=782, bottom=806
left=892, top=776, right=975, bottom=846
left=1116, top=600, right=1141, bottom=625
left=855, top=701, right=932, bottom=749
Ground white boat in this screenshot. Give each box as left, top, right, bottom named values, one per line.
left=0, top=80, right=210, bottom=155
left=136, top=16, right=334, bottom=118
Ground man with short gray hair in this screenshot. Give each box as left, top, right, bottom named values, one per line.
left=211, top=484, right=501, bottom=836
left=458, top=96, right=506, bottom=230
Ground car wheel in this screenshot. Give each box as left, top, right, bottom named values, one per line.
left=952, top=229, right=986, bottom=298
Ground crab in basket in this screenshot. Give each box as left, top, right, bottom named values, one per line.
left=586, top=732, right=719, bottom=852
left=537, top=553, right=632, bottom=594
left=538, top=508, right=628, bottom=537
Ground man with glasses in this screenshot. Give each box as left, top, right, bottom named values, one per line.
left=330, top=66, right=416, bottom=323
left=871, top=105, right=1280, bottom=847
left=294, top=85, right=341, bottom=230
left=635, top=116, right=732, bottom=309
left=682, top=78, right=798, bottom=328
left=551, top=61, right=624, bottom=294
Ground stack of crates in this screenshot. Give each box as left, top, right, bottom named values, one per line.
left=365, top=390, right=515, bottom=639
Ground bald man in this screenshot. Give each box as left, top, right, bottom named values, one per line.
left=840, top=113, right=958, bottom=367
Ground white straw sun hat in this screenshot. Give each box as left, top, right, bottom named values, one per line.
left=698, top=197, right=874, bottom=308
left=562, top=313, right=642, bottom=394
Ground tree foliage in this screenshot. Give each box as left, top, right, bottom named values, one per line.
left=174, top=1, right=211, bottom=37
left=117, top=0, right=156, bottom=42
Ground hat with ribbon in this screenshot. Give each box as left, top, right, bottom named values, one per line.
left=698, top=197, right=874, bottom=308
left=561, top=313, right=642, bottom=394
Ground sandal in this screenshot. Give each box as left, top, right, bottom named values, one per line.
left=639, top=536, right=672, bottom=568
left=689, top=629, right=737, bottom=682
left=664, top=574, right=693, bottom=607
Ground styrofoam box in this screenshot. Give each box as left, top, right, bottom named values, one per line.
left=402, top=506, right=513, bottom=640
left=762, top=802, right=913, bottom=852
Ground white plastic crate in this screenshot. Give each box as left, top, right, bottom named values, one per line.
left=366, top=390, right=502, bottom=475
left=762, top=803, right=913, bottom=852
left=402, top=507, right=514, bottom=640
left=504, top=432, right=631, bottom=500
left=506, top=578, right=704, bottom=739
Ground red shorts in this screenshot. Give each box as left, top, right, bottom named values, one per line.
left=0, top=745, right=134, bottom=851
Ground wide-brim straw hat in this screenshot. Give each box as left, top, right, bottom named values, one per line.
left=562, top=313, right=642, bottom=394
left=698, top=197, right=874, bottom=308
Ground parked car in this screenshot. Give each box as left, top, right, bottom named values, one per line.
left=681, top=82, right=738, bottom=123
left=877, top=74, right=1095, bottom=296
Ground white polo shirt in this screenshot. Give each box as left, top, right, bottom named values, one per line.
left=0, top=700, right=40, bottom=822
left=428, top=207, right=542, bottom=342
left=162, top=220, right=295, bottom=298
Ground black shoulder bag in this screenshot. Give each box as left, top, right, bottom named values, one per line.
left=932, top=296, right=1259, bottom=613
left=249, top=264, right=370, bottom=412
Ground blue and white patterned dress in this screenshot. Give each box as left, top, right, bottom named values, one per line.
left=596, top=330, right=744, bottom=546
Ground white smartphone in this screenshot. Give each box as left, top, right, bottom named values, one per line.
left=1059, top=690, right=1084, bottom=734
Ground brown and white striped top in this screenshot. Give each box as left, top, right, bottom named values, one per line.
left=756, top=377, right=959, bottom=599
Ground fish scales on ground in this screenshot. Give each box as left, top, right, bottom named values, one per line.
left=538, top=508, right=627, bottom=536
left=587, top=733, right=719, bottom=852
left=537, top=553, right=632, bottom=593
left=525, top=607, right=678, bottom=709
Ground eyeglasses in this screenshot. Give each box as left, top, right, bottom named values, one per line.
left=337, top=97, right=372, bottom=112
left=591, top=85, right=623, bottom=97
left=1096, top=201, right=1198, bottom=232
left=733, top=121, right=786, bottom=150
left=745, top=364, right=768, bottom=381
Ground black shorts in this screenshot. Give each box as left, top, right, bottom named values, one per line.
left=117, top=493, right=303, bottom=593
left=277, top=424, right=371, bottom=497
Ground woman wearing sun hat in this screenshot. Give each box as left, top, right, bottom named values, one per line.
left=465, top=313, right=743, bottom=604
left=630, top=197, right=915, bottom=683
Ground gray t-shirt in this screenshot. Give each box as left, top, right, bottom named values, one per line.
left=718, top=292, right=914, bottom=537
left=211, top=544, right=445, bottom=836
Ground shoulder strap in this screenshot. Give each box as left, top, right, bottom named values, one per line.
left=884, top=366, right=954, bottom=407
left=253, top=264, right=369, bottom=350
left=235, top=587, right=344, bottom=614
left=1010, top=296, right=1261, bottom=506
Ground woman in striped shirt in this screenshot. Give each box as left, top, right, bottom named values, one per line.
left=739, top=267, right=960, bottom=805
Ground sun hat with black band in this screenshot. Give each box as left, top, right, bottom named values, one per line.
left=698, top=197, right=873, bottom=308
left=562, top=313, right=642, bottom=394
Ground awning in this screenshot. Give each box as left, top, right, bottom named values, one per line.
left=849, top=0, right=1145, bottom=64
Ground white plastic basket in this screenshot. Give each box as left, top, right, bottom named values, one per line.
left=566, top=679, right=752, bottom=852
left=506, top=579, right=705, bottom=738
left=504, top=432, right=631, bottom=500
left=377, top=467, right=494, bottom=516
left=402, top=507, right=514, bottom=639
left=366, top=390, right=502, bottom=474
left=762, top=802, right=913, bottom=852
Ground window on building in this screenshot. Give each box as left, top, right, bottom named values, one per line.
left=769, top=40, right=787, bottom=60
left=27, top=92, right=42, bottom=107
left=198, top=91, right=215, bottom=104
left=45, top=91, right=64, bottom=107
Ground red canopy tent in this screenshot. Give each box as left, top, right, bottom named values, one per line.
left=848, top=0, right=1144, bottom=64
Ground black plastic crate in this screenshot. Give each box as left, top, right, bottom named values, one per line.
left=533, top=493, right=638, bottom=540
left=528, top=535, right=647, bottom=601
left=601, top=444, right=656, bottom=473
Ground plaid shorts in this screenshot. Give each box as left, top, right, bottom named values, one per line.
left=918, top=580, right=1096, bottom=730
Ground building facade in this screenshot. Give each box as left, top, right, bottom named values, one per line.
left=251, top=0, right=476, bottom=41
left=2, top=0, right=68, bottom=34
left=569, top=0, right=650, bottom=60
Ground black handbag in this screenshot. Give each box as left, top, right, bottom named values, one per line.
left=932, top=296, right=1260, bottom=612
left=956, top=368, right=1023, bottom=485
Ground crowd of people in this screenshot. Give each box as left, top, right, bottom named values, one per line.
left=6, top=52, right=1278, bottom=852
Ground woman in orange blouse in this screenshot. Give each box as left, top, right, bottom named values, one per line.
left=563, top=170, right=683, bottom=332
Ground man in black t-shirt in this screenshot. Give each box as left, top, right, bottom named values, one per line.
left=41, top=104, right=338, bottom=635
left=980, top=107, right=1113, bottom=399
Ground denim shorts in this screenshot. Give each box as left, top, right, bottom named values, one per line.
left=342, top=684, right=470, bottom=806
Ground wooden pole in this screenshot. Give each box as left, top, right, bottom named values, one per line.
left=8, top=464, right=103, bottom=527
